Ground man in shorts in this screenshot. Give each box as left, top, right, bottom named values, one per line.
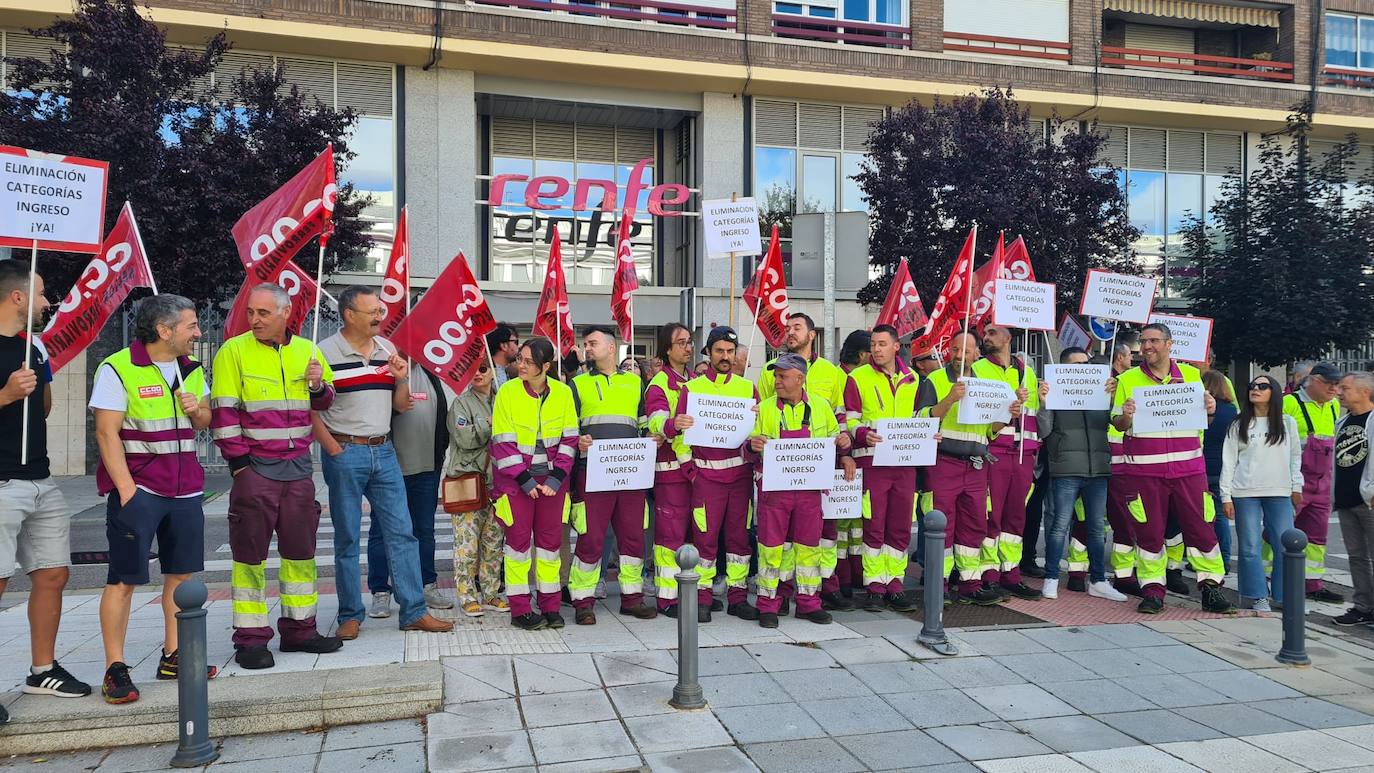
left=0, top=259, right=91, bottom=721
left=91, top=295, right=215, bottom=703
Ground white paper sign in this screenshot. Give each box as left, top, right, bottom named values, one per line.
left=1079, top=270, right=1157, bottom=324
left=0, top=147, right=109, bottom=253
left=1147, top=313, right=1213, bottom=364
left=1131, top=382, right=1207, bottom=434
left=584, top=438, right=657, bottom=492
left=683, top=392, right=756, bottom=449
left=1044, top=364, right=1112, bottom=411
left=873, top=418, right=939, bottom=467
left=958, top=377, right=1015, bottom=424
left=993, top=279, right=1056, bottom=331
left=1058, top=315, right=1091, bottom=351
left=823, top=469, right=863, bottom=520
left=762, top=438, right=835, bottom=491
left=701, top=197, right=762, bottom=258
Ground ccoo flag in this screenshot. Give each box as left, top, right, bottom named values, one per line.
left=533, top=227, right=575, bottom=356
left=873, top=258, right=928, bottom=339
left=390, top=252, right=497, bottom=395
left=610, top=211, right=639, bottom=342
left=743, top=224, right=790, bottom=348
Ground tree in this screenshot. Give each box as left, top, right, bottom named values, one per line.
left=0, top=0, right=371, bottom=307
left=1188, top=104, right=1374, bottom=367
left=856, top=88, right=1139, bottom=314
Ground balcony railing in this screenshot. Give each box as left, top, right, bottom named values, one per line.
left=943, top=32, right=1070, bottom=62
left=1323, top=65, right=1374, bottom=90
left=1101, top=45, right=1293, bottom=82
left=474, top=0, right=736, bottom=30
left=771, top=13, right=909, bottom=48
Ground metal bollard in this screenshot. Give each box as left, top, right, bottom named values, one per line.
left=1276, top=528, right=1311, bottom=667
left=670, top=545, right=706, bottom=710
left=170, top=580, right=219, bottom=768
left=918, top=511, right=958, bottom=656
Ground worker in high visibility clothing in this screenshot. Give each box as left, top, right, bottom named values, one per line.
left=645, top=323, right=695, bottom=617
left=666, top=326, right=758, bottom=623
left=844, top=324, right=924, bottom=612
left=971, top=323, right=1046, bottom=600
left=569, top=325, right=658, bottom=624
left=1282, top=362, right=1346, bottom=604
left=835, top=330, right=872, bottom=599
left=917, top=330, right=1020, bottom=606
left=490, top=337, right=580, bottom=631
left=758, top=314, right=851, bottom=612
left=210, top=283, right=342, bottom=670
left=1111, top=322, right=1233, bottom=614
left=747, top=353, right=855, bottom=627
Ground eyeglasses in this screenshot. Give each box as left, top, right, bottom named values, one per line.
left=1249, top=382, right=1272, bottom=391
left=347, top=307, right=385, bottom=317
left=1139, top=337, right=1167, bottom=345
left=671, top=338, right=692, bottom=348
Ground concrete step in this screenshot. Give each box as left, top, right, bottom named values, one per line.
left=0, top=660, right=442, bottom=756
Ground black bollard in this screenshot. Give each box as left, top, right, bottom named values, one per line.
left=1276, top=528, right=1311, bottom=666
left=918, top=511, right=958, bottom=656
left=170, top=580, right=219, bottom=768
left=670, top=545, right=707, bottom=710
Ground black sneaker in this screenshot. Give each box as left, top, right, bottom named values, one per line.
left=820, top=592, right=853, bottom=611
left=1333, top=608, right=1374, bottom=626
left=839, top=586, right=854, bottom=600
left=886, top=592, right=918, bottom=612
left=698, top=605, right=712, bottom=623
left=862, top=592, right=886, bottom=612
left=281, top=634, right=343, bottom=654
left=710, top=598, right=724, bottom=612
left=1199, top=583, right=1236, bottom=614
left=1020, top=563, right=1046, bottom=579
left=727, top=602, right=760, bottom=621
left=758, top=612, right=780, bottom=629
left=661, top=605, right=679, bottom=619
left=1308, top=588, right=1346, bottom=604
left=1066, top=575, right=1087, bottom=593
left=234, top=646, right=275, bottom=670
left=157, top=649, right=219, bottom=681
left=957, top=587, right=1003, bottom=606
left=1114, top=579, right=1144, bottom=598
left=545, top=612, right=567, bottom=629
left=778, top=598, right=790, bottom=616
left=1137, top=596, right=1164, bottom=615
left=796, top=608, right=833, bottom=625
left=101, top=662, right=139, bottom=704
left=24, top=662, right=91, bottom=698
left=1002, top=583, right=1043, bottom=601
left=512, top=612, right=548, bottom=631
left=1166, top=568, right=1191, bottom=596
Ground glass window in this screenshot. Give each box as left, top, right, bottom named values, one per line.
left=801, top=155, right=837, bottom=213
left=810, top=7, right=835, bottom=18
left=755, top=146, right=797, bottom=239
left=843, top=0, right=868, bottom=22
left=777, top=2, right=803, bottom=12
left=1328, top=14, right=1358, bottom=68
left=842, top=153, right=867, bottom=212
left=1165, top=172, right=1202, bottom=249
left=876, top=0, right=901, bottom=25
left=1362, top=17, right=1374, bottom=69
left=1127, top=170, right=1166, bottom=254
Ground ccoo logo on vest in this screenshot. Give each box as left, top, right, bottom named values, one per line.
left=137, top=385, right=165, bottom=399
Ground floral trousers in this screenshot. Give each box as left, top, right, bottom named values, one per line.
left=452, top=505, right=505, bottom=605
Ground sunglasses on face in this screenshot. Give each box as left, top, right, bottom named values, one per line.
left=1249, top=382, right=1272, bottom=391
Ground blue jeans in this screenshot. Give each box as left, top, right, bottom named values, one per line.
left=1208, top=478, right=1232, bottom=574
left=1044, top=476, right=1109, bottom=582
left=369, top=470, right=440, bottom=591
left=322, top=441, right=425, bottom=626
left=1233, top=496, right=1294, bottom=602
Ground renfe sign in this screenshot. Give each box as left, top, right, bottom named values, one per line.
left=485, top=158, right=692, bottom=217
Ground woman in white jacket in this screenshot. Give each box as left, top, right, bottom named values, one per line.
left=1220, top=374, right=1304, bottom=612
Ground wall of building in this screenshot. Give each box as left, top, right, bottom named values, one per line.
left=402, top=66, right=478, bottom=279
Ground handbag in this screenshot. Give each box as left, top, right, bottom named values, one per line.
left=442, top=472, right=487, bottom=513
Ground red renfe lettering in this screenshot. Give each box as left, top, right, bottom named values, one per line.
left=486, top=157, right=691, bottom=217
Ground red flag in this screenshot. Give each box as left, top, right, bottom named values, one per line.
left=223, top=263, right=320, bottom=340
left=1001, top=236, right=1036, bottom=282
left=744, top=224, right=790, bottom=348
left=926, top=226, right=978, bottom=334
left=533, top=228, right=575, bottom=356
left=378, top=205, right=410, bottom=338
left=610, top=212, right=639, bottom=341
left=41, top=202, right=156, bottom=374
left=874, top=259, right=928, bottom=338
left=230, top=146, right=337, bottom=282
left=390, top=252, right=497, bottom=395
left=911, top=316, right=960, bottom=362
left=969, top=232, right=1007, bottom=332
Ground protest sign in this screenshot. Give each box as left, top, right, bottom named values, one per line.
left=993, top=279, right=1056, bottom=331
left=959, top=377, right=1016, bottom=424
left=1043, top=364, right=1112, bottom=411
left=1058, top=314, right=1091, bottom=351
left=701, top=198, right=761, bottom=257
left=873, top=418, right=939, bottom=467
left=1079, top=270, right=1156, bottom=324
left=823, top=470, right=863, bottom=520
left=762, top=438, right=835, bottom=491
left=1132, top=382, right=1207, bottom=433
left=0, top=146, right=109, bottom=253
left=584, top=438, right=656, bottom=492
left=1147, top=313, right=1213, bottom=364
left=683, top=392, right=756, bottom=449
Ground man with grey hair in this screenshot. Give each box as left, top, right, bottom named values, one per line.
left=91, top=294, right=213, bottom=703
left=1332, top=372, right=1374, bottom=626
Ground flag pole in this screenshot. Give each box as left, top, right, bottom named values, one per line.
left=311, top=238, right=326, bottom=343
left=403, top=209, right=411, bottom=382
left=960, top=225, right=977, bottom=379
left=20, top=239, right=37, bottom=466
left=728, top=192, right=738, bottom=328
left=1018, top=328, right=1026, bottom=464
left=127, top=203, right=158, bottom=295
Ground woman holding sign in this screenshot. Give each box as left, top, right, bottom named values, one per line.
left=489, top=338, right=580, bottom=631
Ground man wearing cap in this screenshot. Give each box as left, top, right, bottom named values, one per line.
left=666, top=326, right=759, bottom=622
left=747, top=353, right=854, bottom=627
left=758, top=314, right=852, bottom=611
left=1283, top=362, right=1345, bottom=603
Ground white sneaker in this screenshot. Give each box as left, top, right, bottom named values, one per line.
left=1089, top=581, right=1128, bottom=602
left=424, top=583, right=455, bottom=610
left=594, top=579, right=608, bottom=600
left=368, top=592, right=392, bottom=619
left=1251, top=598, right=1272, bottom=613
left=1041, top=579, right=1059, bottom=599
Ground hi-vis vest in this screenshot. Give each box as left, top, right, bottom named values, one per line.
left=680, top=372, right=755, bottom=477
left=95, top=343, right=206, bottom=498
left=490, top=378, right=580, bottom=496
left=972, top=356, right=1040, bottom=453
left=846, top=363, right=920, bottom=465
left=571, top=369, right=644, bottom=440
left=920, top=367, right=995, bottom=458
left=758, top=354, right=846, bottom=411
left=647, top=367, right=690, bottom=478
left=755, top=394, right=840, bottom=441
left=1113, top=361, right=1204, bottom=479
left=210, top=331, right=334, bottom=464
left=1283, top=392, right=1339, bottom=442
